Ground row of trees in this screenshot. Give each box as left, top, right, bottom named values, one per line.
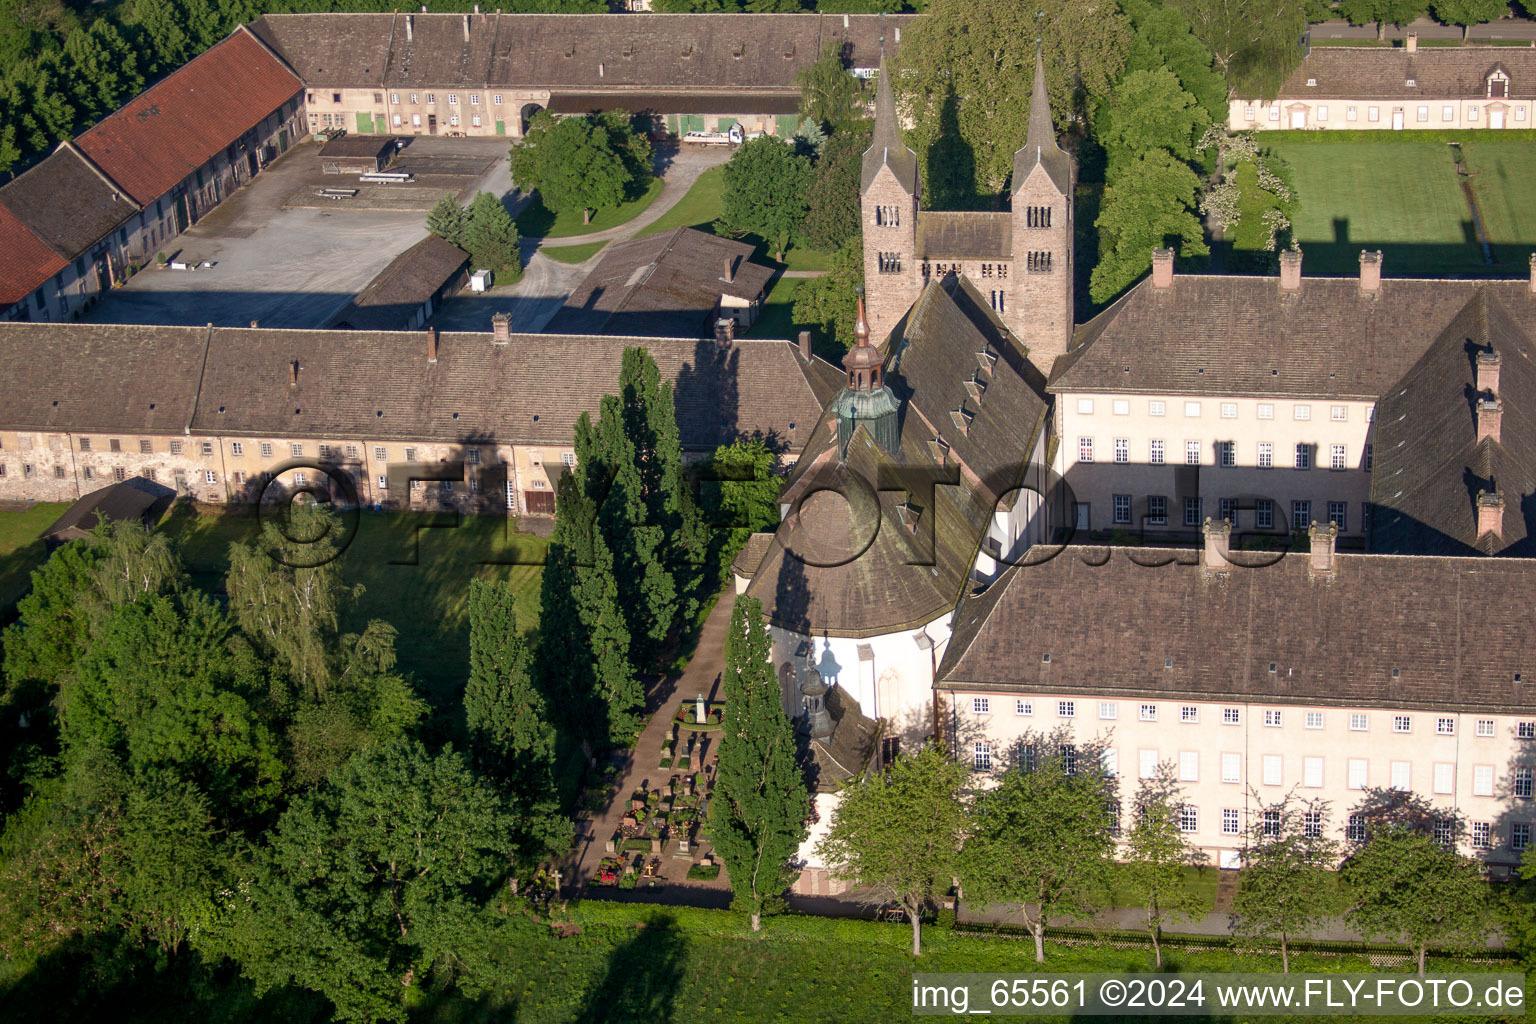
left=818, top=737, right=1500, bottom=970
left=0, top=510, right=571, bottom=1020
left=426, top=190, right=523, bottom=279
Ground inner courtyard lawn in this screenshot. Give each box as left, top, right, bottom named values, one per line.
left=0, top=502, right=71, bottom=611
left=515, top=176, right=665, bottom=238
left=1460, top=139, right=1536, bottom=268
left=1260, top=138, right=1484, bottom=275
left=635, top=164, right=831, bottom=271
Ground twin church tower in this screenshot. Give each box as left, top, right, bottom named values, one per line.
left=860, top=47, right=1074, bottom=371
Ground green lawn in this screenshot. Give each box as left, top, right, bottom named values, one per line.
left=1261, top=138, right=1484, bottom=275
left=0, top=503, right=71, bottom=611
left=540, top=240, right=609, bottom=264
left=1107, top=865, right=1220, bottom=910
left=162, top=509, right=546, bottom=706
left=516, top=176, right=665, bottom=239
left=1461, top=139, right=1536, bottom=268
left=634, top=165, right=832, bottom=270
left=745, top=276, right=804, bottom=340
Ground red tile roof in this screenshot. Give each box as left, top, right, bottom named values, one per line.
left=74, top=28, right=302, bottom=206
left=0, top=203, right=68, bottom=307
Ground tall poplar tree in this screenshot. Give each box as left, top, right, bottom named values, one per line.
left=709, top=596, right=809, bottom=931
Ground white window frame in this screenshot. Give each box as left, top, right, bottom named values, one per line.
left=1058, top=700, right=1075, bottom=718
left=1221, top=752, right=1241, bottom=784
left=1015, top=699, right=1033, bottom=716
left=1220, top=402, right=1237, bottom=419
left=1477, top=719, right=1495, bottom=737
left=1350, top=713, right=1369, bottom=732
left=1348, top=758, right=1368, bottom=790
left=1178, top=751, right=1199, bottom=782
left=1390, top=761, right=1410, bottom=791
left=1112, top=399, right=1130, bottom=416
left=1139, top=703, right=1158, bottom=723
left=1473, top=764, right=1495, bottom=797
left=1076, top=398, right=1094, bottom=415
left=1303, top=756, right=1323, bottom=788
left=1262, top=755, right=1282, bottom=786
left=1184, top=401, right=1201, bottom=418
left=1433, top=762, right=1455, bottom=795
left=1305, top=711, right=1324, bottom=730
left=1223, top=707, right=1240, bottom=726
left=973, top=741, right=992, bottom=772
left=1149, top=400, right=1166, bottom=417
left=1222, top=808, right=1240, bottom=835
left=1264, top=709, right=1282, bottom=728
left=1437, top=717, right=1455, bottom=736
left=972, top=697, right=990, bottom=715
left=1181, top=706, right=1198, bottom=724
left=1099, top=701, right=1118, bottom=720
left=1393, top=715, right=1411, bottom=734
left=1138, top=749, right=1158, bottom=780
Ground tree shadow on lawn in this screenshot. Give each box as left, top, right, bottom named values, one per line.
left=571, top=912, right=688, bottom=1024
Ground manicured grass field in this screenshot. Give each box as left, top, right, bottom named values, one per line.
left=162, top=509, right=546, bottom=705
left=540, top=240, right=609, bottom=264
left=1261, top=138, right=1483, bottom=275
left=635, top=165, right=832, bottom=271
left=0, top=503, right=71, bottom=611
left=1460, top=139, right=1536, bottom=268
left=516, top=176, right=665, bottom=239
left=744, top=276, right=804, bottom=340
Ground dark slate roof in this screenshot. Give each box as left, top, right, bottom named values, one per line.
left=731, top=531, right=777, bottom=579
left=914, top=211, right=1011, bottom=260
left=0, top=323, right=209, bottom=432
left=1048, top=274, right=1536, bottom=400
left=544, top=227, right=774, bottom=339
left=0, top=324, right=830, bottom=453
left=0, top=205, right=68, bottom=307
left=938, top=544, right=1536, bottom=715
left=1252, top=45, right=1536, bottom=102
left=251, top=12, right=911, bottom=90
left=745, top=277, right=1048, bottom=637
left=319, top=135, right=396, bottom=158
left=547, top=91, right=800, bottom=116
left=0, top=144, right=138, bottom=261
left=1012, top=46, right=1070, bottom=196
left=331, top=234, right=468, bottom=332
left=44, top=479, right=166, bottom=542
left=803, top=683, right=880, bottom=793
left=75, top=27, right=303, bottom=206
left=861, top=52, right=918, bottom=193
left=1372, top=290, right=1536, bottom=556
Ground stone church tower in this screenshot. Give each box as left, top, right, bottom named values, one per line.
left=1008, top=47, right=1075, bottom=370
left=859, top=51, right=921, bottom=344
left=859, top=46, right=1075, bottom=372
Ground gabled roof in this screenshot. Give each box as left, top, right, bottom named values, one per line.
left=1252, top=45, right=1536, bottom=102
left=1048, top=274, right=1536, bottom=400
left=1372, top=289, right=1536, bottom=556
left=251, top=12, right=909, bottom=91
left=74, top=27, right=303, bottom=206
left=939, top=544, right=1536, bottom=715
left=545, top=227, right=773, bottom=339
left=0, top=204, right=69, bottom=307
left=861, top=52, right=919, bottom=194
left=1012, top=46, right=1070, bottom=196
left=914, top=211, right=1011, bottom=261
left=745, top=278, right=1048, bottom=637
left=44, top=479, right=167, bottom=542
left=0, top=323, right=832, bottom=454
left=0, top=144, right=138, bottom=261
left=331, top=234, right=469, bottom=332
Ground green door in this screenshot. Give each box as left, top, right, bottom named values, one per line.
left=777, top=114, right=800, bottom=138
left=666, top=114, right=680, bottom=135
left=717, top=117, right=736, bottom=133
left=681, top=114, right=705, bottom=134
left=495, top=119, right=506, bottom=136
left=356, top=112, right=374, bottom=133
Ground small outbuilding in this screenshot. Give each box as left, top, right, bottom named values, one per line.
left=330, top=233, right=470, bottom=331
left=319, top=134, right=395, bottom=174
left=42, top=477, right=174, bottom=548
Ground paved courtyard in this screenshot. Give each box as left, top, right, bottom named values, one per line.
left=86, top=137, right=511, bottom=329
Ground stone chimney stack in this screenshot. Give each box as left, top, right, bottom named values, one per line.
left=1477, top=397, right=1503, bottom=444
left=491, top=312, right=511, bottom=345
left=1151, top=248, right=1174, bottom=289
left=1201, top=516, right=1231, bottom=571
left=405, top=14, right=414, bottom=42
left=798, top=329, right=812, bottom=360
left=427, top=326, right=438, bottom=364
left=723, top=256, right=735, bottom=284
left=1478, top=490, right=1505, bottom=538
left=1477, top=349, right=1501, bottom=396
left=1359, top=249, right=1383, bottom=294
left=714, top=316, right=736, bottom=348
left=1280, top=248, right=1303, bottom=292
left=1405, top=32, right=1418, bottom=54
left=290, top=360, right=299, bottom=386
left=1308, top=520, right=1338, bottom=574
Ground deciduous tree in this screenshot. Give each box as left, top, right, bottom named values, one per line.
left=960, top=732, right=1117, bottom=963
left=709, top=596, right=809, bottom=930
left=800, top=127, right=869, bottom=253
left=1089, top=148, right=1208, bottom=303
left=795, top=40, right=865, bottom=128
left=791, top=236, right=864, bottom=357
left=718, top=135, right=812, bottom=261
left=1230, top=794, right=1342, bottom=972
left=1096, top=69, right=1211, bottom=170
left=1167, top=0, right=1308, bottom=100
left=1121, top=764, right=1209, bottom=967
left=701, top=436, right=783, bottom=583
left=1431, top=0, right=1509, bottom=40
left=1338, top=0, right=1428, bottom=39
left=511, top=111, right=640, bottom=224
left=816, top=742, right=970, bottom=956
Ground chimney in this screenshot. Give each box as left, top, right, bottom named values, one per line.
left=462, top=14, right=470, bottom=40
left=714, top=316, right=736, bottom=349
left=798, top=329, right=812, bottom=360
left=290, top=360, right=300, bottom=386
left=473, top=3, right=479, bottom=11
left=723, top=255, right=735, bottom=284
left=1529, top=253, right=1535, bottom=293
left=1358, top=249, right=1383, bottom=294
left=427, top=326, right=438, bottom=364
left=1201, top=516, right=1231, bottom=571
left=492, top=312, right=511, bottom=345
left=1151, top=248, right=1174, bottom=289
left=1477, top=397, right=1502, bottom=444
left=1478, top=490, right=1505, bottom=538
left=1308, top=521, right=1338, bottom=574
left=1279, top=248, right=1303, bottom=291
left=1477, top=349, right=1501, bottom=396
left=405, top=14, right=413, bottom=42
left=250, top=319, right=260, bottom=329
left=1405, top=32, right=1418, bottom=54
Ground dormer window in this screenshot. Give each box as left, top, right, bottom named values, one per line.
left=1489, top=68, right=1510, bottom=98
left=1406, top=78, right=1416, bottom=87
left=1306, top=78, right=1316, bottom=87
